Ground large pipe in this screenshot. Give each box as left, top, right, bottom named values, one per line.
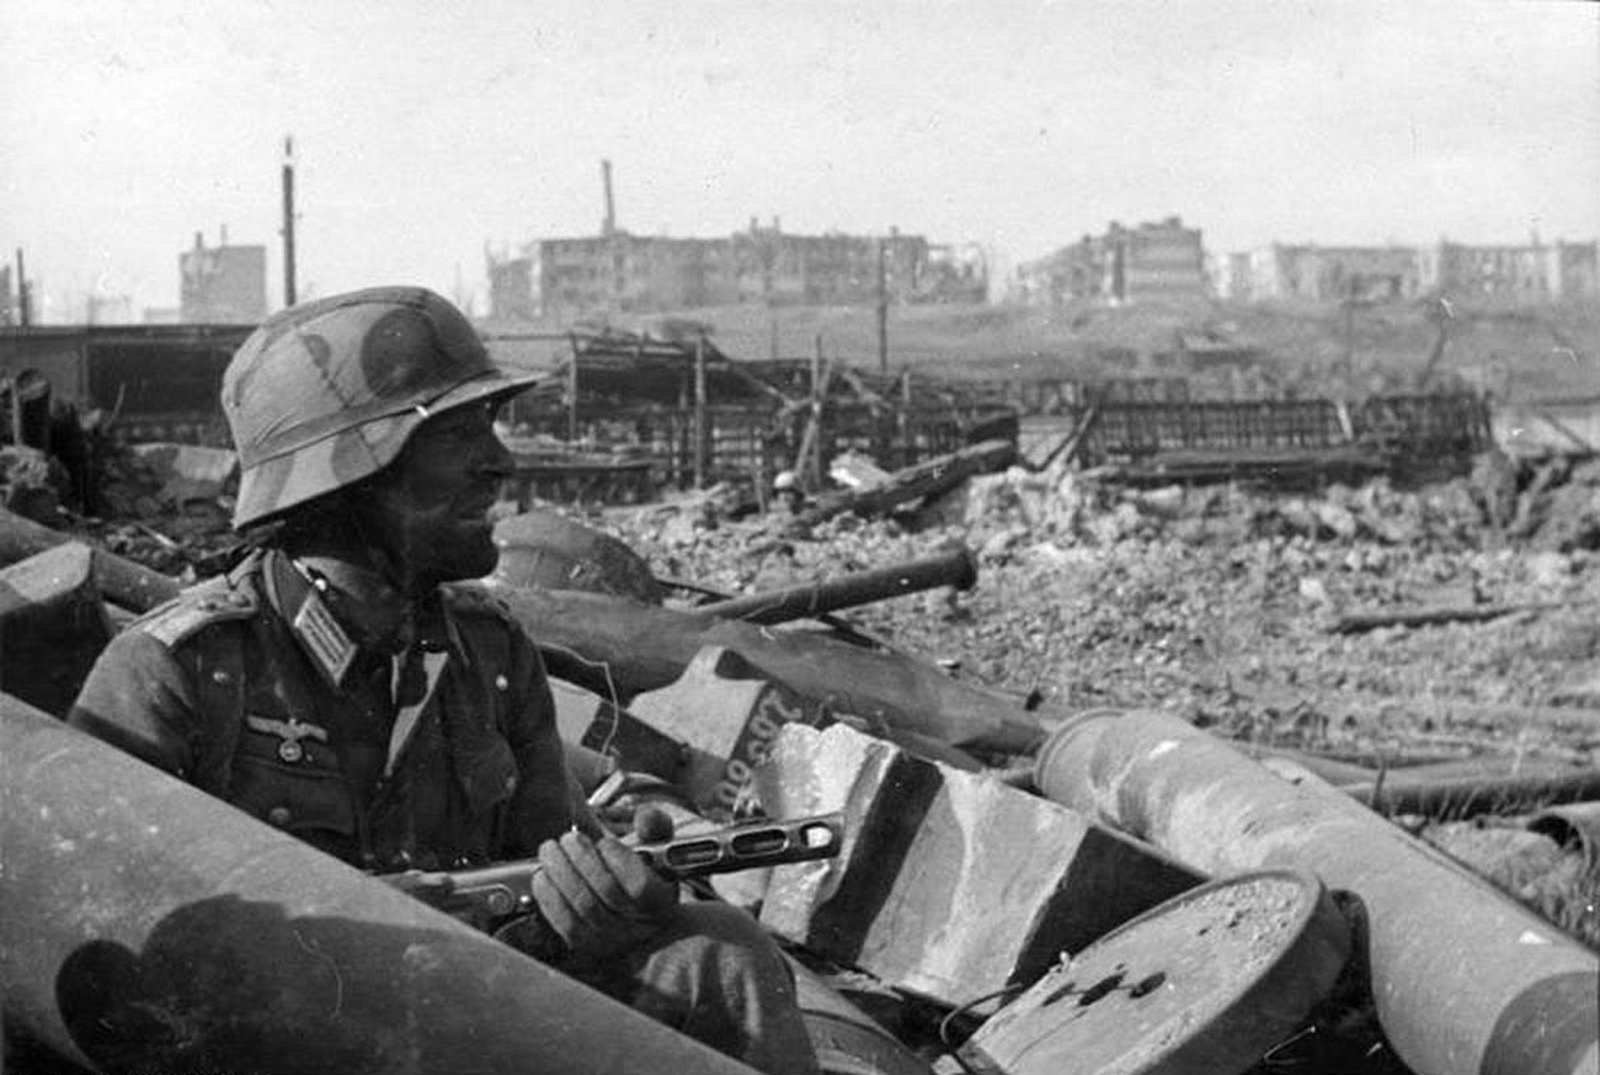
left=1033, top=709, right=1598, bottom=1075
left=1341, top=765, right=1600, bottom=820
left=0, top=693, right=759, bottom=1075
left=694, top=545, right=977, bottom=626
left=501, top=583, right=1044, bottom=757
left=0, top=507, right=182, bottom=613
left=1260, top=753, right=1600, bottom=820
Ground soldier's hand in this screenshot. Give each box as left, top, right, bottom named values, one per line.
left=631, top=805, right=675, bottom=845
left=530, top=826, right=679, bottom=961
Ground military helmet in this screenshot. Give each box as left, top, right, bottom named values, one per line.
left=223, top=286, right=537, bottom=529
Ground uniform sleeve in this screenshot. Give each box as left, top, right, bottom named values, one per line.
left=495, top=623, right=606, bottom=858
left=68, top=628, right=205, bottom=783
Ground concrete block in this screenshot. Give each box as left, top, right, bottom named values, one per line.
left=626, top=645, right=824, bottom=818
left=754, top=723, right=1202, bottom=1007
left=0, top=542, right=115, bottom=716
left=547, top=676, right=686, bottom=785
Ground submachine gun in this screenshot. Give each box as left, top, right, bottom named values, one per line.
left=390, top=812, right=844, bottom=934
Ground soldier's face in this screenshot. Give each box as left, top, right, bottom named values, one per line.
left=360, top=401, right=513, bottom=589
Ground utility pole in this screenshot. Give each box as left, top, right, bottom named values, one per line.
left=281, top=136, right=298, bottom=308
left=15, top=248, right=30, bottom=327
left=876, top=238, right=889, bottom=377
left=601, top=159, right=621, bottom=314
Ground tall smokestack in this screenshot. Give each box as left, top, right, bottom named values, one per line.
left=282, top=135, right=297, bottom=308
left=601, top=159, right=616, bottom=237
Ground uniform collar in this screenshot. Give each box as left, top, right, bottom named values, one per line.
left=263, top=550, right=463, bottom=685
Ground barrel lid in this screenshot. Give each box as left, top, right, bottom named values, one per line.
left=960, top=868, right=1350, bottom=1075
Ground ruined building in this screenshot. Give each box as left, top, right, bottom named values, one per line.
left=1235, top=244, right=1423, bottom=303
left=1221, top=238, right=1599, bottom=304
left=485, top=163, right=985, bottom=323
left=1015, top=217, right=1207, bottom=307
left=179, top=230, right=267, bottom=324
left=488, top=224, right=985, bottom=323
left=1022, top=219, right=1600, bottom=307
left=1421, top=239, right=1599, bottom=302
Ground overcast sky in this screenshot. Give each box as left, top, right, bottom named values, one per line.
left=4, top=0, right=1597, bottom=320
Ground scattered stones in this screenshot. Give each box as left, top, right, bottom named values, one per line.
left=582, top=461, right=1600, bottom=776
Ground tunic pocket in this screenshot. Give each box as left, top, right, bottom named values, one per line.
left=453, top=733, right=519, bottom=820
left=229, top=718, right=358, bottom=845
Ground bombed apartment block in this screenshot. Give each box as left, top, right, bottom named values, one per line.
left=488, top=222, right=985, bottom=323
left=1224, top=237, right=1600, bottom=304
left=1015, top=217, right=1207, bottom=307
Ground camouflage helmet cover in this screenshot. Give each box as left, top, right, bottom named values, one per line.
left=223, top=286, right=536, bottom=529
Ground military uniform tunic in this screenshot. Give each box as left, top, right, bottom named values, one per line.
left=69, top=548, right=593, bottom=871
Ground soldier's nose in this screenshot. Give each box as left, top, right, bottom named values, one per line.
left=475, top=436, right=515, bottom=482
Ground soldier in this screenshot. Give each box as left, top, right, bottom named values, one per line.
left=69, top=287, right=819, bottom=1075
left=770, top=469, right=809, bottom=516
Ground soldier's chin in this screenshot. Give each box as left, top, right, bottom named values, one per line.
left=439, top=527, right=499, bottom=581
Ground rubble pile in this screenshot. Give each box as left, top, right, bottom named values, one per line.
left=0, top=445, right=70, bottom=522
left=603, top=463, right=1600, bottom=759
left=66, top=439, right=239, bottom=578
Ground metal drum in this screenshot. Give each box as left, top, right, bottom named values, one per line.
left=960, top=869, right=1350, bottom=1075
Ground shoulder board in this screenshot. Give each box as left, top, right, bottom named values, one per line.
left=135, top=578, right=259, bottom=648
left=441, top=581, right=515, bottom=622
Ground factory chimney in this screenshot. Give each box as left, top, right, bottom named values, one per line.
left=601, top=159, right=616, bottom=237
left=282, top=135, right=298, bottom=307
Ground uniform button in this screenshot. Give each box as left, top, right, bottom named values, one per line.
left=267, top=806, right=292, bottom=827
left=211, top=669, right=232, bottom=684
left=494, top=674, right=509, bottom=692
